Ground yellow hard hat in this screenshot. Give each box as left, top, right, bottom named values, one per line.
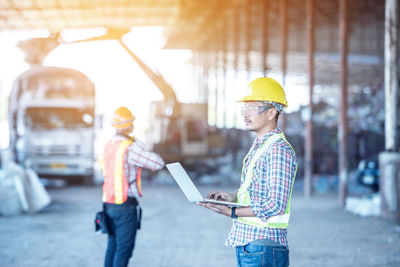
left=238, top=77, right=288, bottom=107
left=111, top=107, right=135, bottom=129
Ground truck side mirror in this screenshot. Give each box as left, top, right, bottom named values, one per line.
left=95, top=114, right=103, bottom=130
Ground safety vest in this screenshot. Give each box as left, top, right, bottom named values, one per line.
left=99, top=139, right=142, bottom=204
left=236, top=133, right=297, bottom=229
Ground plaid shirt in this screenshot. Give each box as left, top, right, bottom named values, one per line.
left=112, top=135, right=165, bottom=198
left=226, top=128, right=297, bottom=248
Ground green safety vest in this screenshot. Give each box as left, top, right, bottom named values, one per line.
left=236, top=132, right=297, bottom=229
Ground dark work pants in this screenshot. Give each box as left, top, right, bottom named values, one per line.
left=104, top=199, right=138, bottom=267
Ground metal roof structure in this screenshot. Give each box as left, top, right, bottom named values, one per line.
left=0, top=0, right=181, bottom=31
left=0, top=0, right=390, bottom=87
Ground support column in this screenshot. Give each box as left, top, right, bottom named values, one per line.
left=245, top=0, right=252, bottom=80
left=280, top=0, right=288, bottom=131
left=233, top=4, right=240, bottom=128
left=261, top=0, right=269, bottom=76
left=222, top=19, right=228, bottom=128
left=280, top=0, right=288, bottom=88
left=214, top=38, right=219, bottom=126
left=379, top=0, right=399, bottom=222
left=233, top=4, right=241, bottom=169
left=207, top=49, right=214, bottom=126
left=193, top=52, right=200, bottom=102
left=338, top=0, right=349, bottom=207
left=305, top=0, right=315, bottom=198
left=202, top=52, right=209, bottom=104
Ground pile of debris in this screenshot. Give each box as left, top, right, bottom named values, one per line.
left=0, top=149, right=51, bottom=216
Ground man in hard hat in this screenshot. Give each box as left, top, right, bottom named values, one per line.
left=99, top=106, right=164, bottom=267
left=199, top=77, right=297, bottom=267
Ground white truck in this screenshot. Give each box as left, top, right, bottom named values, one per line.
left=8, top=66, right=96, bottom=181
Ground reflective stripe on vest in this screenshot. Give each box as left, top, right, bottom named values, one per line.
left=101, top=139, right=133, bottom=204
left=136, top=167, right=143, bottom=197
left=236, top=133, right=297, bottom=229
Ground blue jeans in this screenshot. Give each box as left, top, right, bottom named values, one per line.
left=235, top=242, right=289, bottom=267
left=104, top=200, right=139, bottom=267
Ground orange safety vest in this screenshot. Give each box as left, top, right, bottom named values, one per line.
left=100, top=139, right=142, bottom=204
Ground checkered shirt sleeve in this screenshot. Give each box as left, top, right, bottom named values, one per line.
left=125, top=139, right=165, bottom=197
left=249, top=140, right=296, bottom=221
left=126, top=139, right=165, bottom=171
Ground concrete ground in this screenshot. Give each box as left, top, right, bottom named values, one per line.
left=1, top=183, right=400, bottom=267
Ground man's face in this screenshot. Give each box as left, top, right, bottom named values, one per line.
left=240, top=102, right=275, bottom=132
left=128, top=124, right=134, bottom=134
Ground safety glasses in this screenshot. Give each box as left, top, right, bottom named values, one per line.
left=240, top=104, right=274, bottom=116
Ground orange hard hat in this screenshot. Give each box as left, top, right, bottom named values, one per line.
left=111, top=107, right=135, bottom=129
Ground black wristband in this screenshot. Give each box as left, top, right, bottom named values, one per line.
left=231, top=207, right=238, bottom=219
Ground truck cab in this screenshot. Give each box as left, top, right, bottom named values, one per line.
left=8, top=66, right=96, bottom=180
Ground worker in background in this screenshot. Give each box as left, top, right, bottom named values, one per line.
left=199, top=77, right=297, bottom=267
left=99, top=107, right=165, bottom=267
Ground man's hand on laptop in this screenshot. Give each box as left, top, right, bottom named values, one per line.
left=197, top=191, right=237, bottom=216
left=206, top=191, right=237, bottom=202
left=197, top=201, right=231, bottom=216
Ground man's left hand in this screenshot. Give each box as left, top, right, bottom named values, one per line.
left=197, top=202, right=231, bottom=217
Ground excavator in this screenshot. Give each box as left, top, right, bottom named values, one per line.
left=16, top=28, right=222, bottom=169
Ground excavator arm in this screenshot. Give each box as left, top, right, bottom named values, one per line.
left=64, top=29, right=180, bottom=118
left=18, top=28, right=180, bottom=118
left=117, top=40, right=179, bottom=117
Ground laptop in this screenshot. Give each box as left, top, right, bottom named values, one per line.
left=166, top=162, right=248, bottom=207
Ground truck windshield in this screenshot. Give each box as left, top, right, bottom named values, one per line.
left=25, top=107, right=94, bottom=130
left=20, top=73, right=94, bottom=101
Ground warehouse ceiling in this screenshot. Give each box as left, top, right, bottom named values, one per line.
left=0, top=0, right=181, bottom=30
left=0, top=0, right=386, bottom=49
left=0, top=0, right=389, bottom=87
left=0, top=0, right=229, bottom=50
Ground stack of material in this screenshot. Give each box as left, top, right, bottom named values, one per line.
left=345, top=194, right=381, bottom=217
left=0, top=153, right=51, bottom=216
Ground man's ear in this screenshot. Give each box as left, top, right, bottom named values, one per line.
left=267, top=108, right=278, bottom=121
